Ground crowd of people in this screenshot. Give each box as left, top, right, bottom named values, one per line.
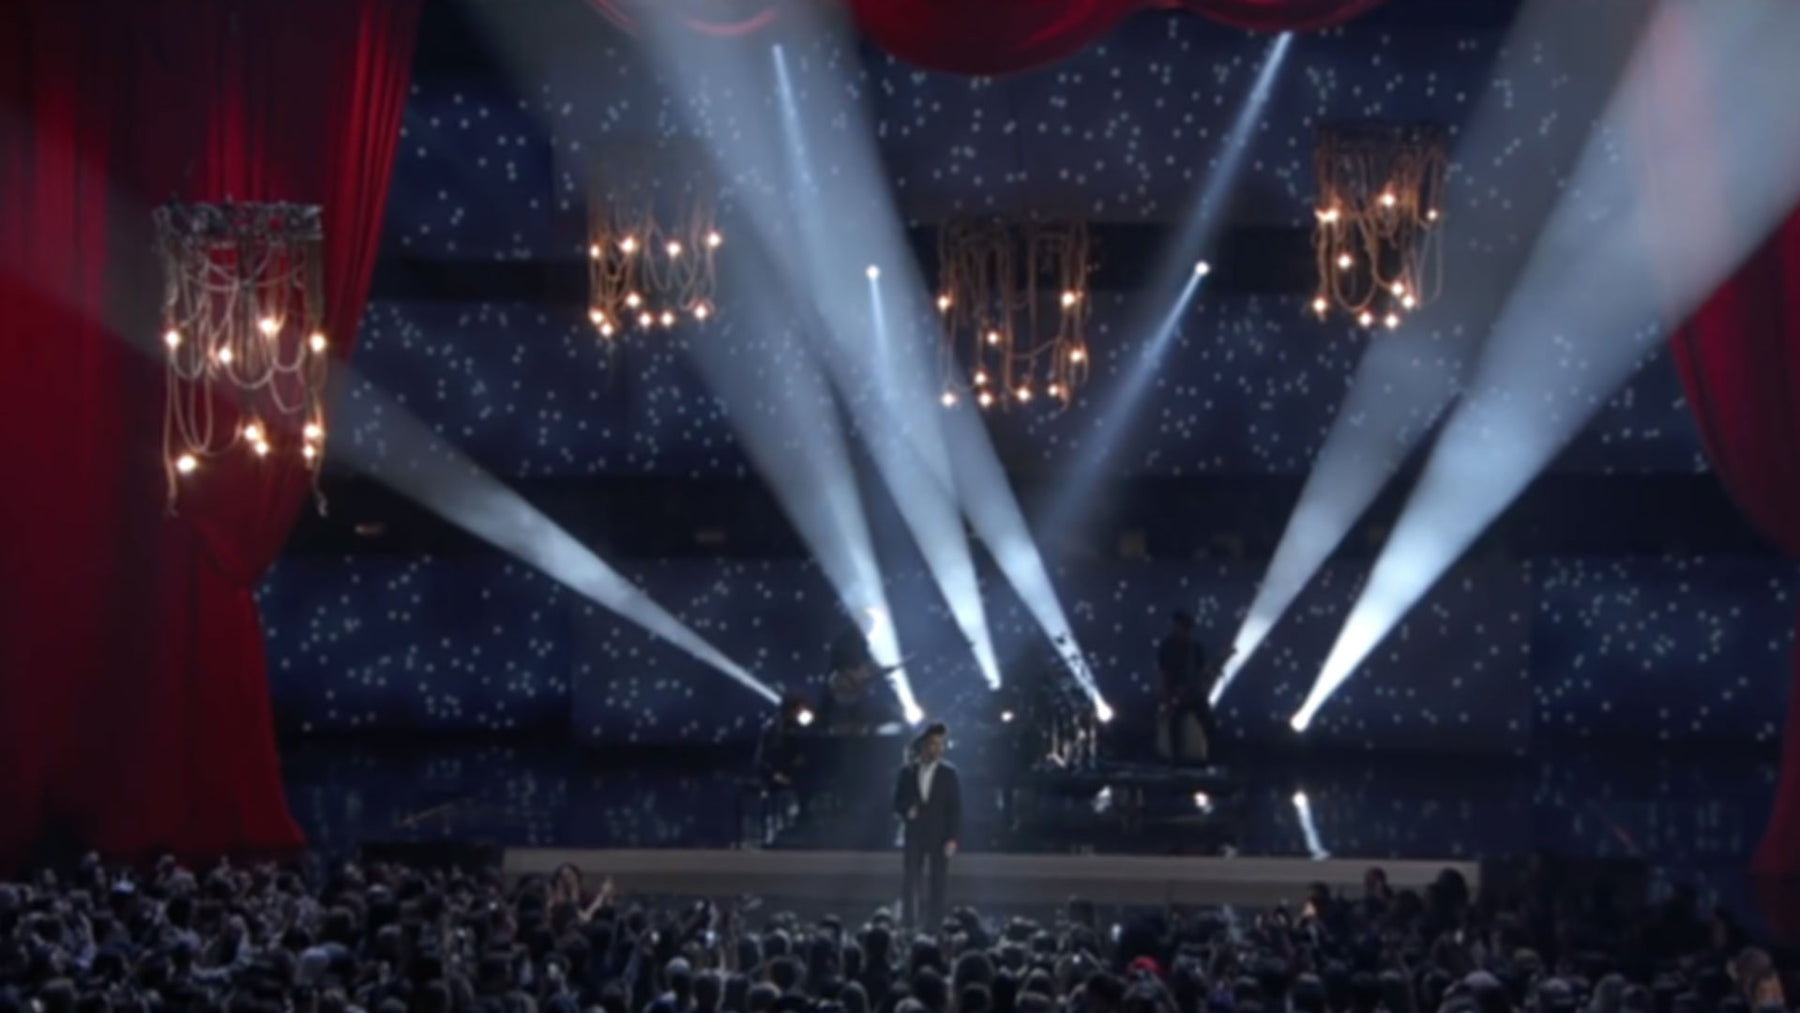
left=0, top=854, right=1791, bottom=1013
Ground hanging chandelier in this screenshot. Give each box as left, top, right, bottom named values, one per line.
left=935, top=219, right=1092, bottom=410
left=155, top=201, right=330, bottom=509
left=586, top=158, right=721, bottom=339
left=1311, top=124, right=1448, bottom=330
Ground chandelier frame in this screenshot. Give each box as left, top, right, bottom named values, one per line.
left=155, top=200, right=330, bottom=510
left=1311, top=123, right=1448, bottom=329
left=936, top=218, right=1092, bottom=411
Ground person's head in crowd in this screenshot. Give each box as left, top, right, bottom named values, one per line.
left=958, top=985, right=992, bottom=1013
left=952, top=951, right=995, bottom=994
left=747, top=984, right=781, bottom=1013
left=909, top=968, right=949, bottom=1013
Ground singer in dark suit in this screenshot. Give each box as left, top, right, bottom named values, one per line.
left=893, top=722, right=962, bottom=928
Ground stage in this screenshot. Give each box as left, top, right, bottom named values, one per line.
left=504, top=846, right=1479, bottom=909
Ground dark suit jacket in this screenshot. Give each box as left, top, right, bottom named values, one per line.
left=893, top=760, right=962, bottom=848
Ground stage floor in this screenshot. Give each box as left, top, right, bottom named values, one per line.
left=281, top=739, right=1775, bottom=920
left=504, top=847, right=1478, bottom=910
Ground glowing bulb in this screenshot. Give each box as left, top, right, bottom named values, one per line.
left=1292, top=790, right=1309, bottom=807
left=638, top=312, right=653, bottom=328
left=973, top=370, right=988, bottom=385
left=1069, top=348, right=1086, bottom=363
left=1096, top=700, right=1115, bottom=723
left=251, top=440, right=270, bottom=457
left=1427, top=208, right=1440, bottom=221
left=1001, top=710, right=1015, bottom=724
left=1318, top=207, right=1340, bottom=223
left=1048, top=383, right=1062, bottom=397
left=904, top=703, right=925, bottom=726
left=796, top=708, right=815, bottom=728
left=308, top=332, right=327, bottom=353
left=303, top=423, right=322, bottom=441
left=175, top=454, right=198, bottom=475
left=217, top=346, right=234, bottom=364
left=589, top=308, right=605, bottom=326
left=1016, top=385, right=1032, bottom=402
left=1337, top=253, right=1353, bottom=270
left=1194, top=260, right=1210, bottom=276
left=1358, top=311, right=1375, bottom=327
left=1061, top=290, right=1079, bottom=307
left=625, top=292, right=642, bottom=308
left=1379, top=191, right=1397, bottom=207
left=1312, top=297, right=1329, bottom=316
left=986, top=331, right=1001, bottom=346
left=937, top=295, right=951, bottom=311
left=600, top=323, right=615, bottom=338
left=693, top=304, right=710, bottom=321
left=659, top=310, right=676, bottom=327
left=1384, top=313, right=1401, bottom=329
left=619, top=236, right=638, bottom=253
left=588, top=244, right=601, bottom=260
left=666, top=240, right=682, bottom=258
left=706, top=231, right=723, bottom=248
left=243, top=423, right=264, bottom=443
left=163, top=329, right=182, bottom=349
left=1401, top=294, right=1417, bottom=310
left=302, top=444, right=317, bottom=462
left=1193, top=792, right=1211, bottom=809
left=1391, top=282, right=1406, bottom=297
left=977, top=391, right=994, bottom=408
left=257, top=317, right=279, bottom=336
left=865, top=265, right=879, bottom=280
left=941, top=391, right=957, bottom=408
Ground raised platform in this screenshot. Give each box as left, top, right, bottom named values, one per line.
left=505, top=847, right=1478, bottom=909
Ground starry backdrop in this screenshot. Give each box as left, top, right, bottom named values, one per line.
left=264, top=3, right=1794, bottom=754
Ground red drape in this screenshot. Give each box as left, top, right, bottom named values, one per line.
left=1671, top=207, right=1800, bottom=882
left=844, top=0, right=1389, bottom=75
left=0, top=0, right=419, bottom=866
left=585, top=0, right=1387, bottom=75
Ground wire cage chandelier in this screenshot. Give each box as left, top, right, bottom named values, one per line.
left=935, top=219, right=1092, bottom=411
left=155, top=201, right=330, bottom=509
left=585, top=152, right=722, bottom=340
left=1311, top=124, right=1448, bottom=330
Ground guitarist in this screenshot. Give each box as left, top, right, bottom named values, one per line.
left=823, top=621, right=901, bottom=732
left=1156, top=611, right=1232, bottom=765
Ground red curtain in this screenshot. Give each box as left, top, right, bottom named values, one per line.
left=585, top=0, right=1386, bottom=74
left=1671, top=207, right=1800, bottom=881
left=0, top=0, right=419, bottom=866
left=843, top=0, right=1388, bottom=75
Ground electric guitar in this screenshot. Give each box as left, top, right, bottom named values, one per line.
left=827, top=658, right=910, bottom=705
left=1166, top=647, right=1236, bottom=709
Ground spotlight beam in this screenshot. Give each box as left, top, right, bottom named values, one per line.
left=1292, top=0, right=1800, bottom=729
left=1212, top=0, right=1655, bottom=705
left=1042, top=33, right=1290, bottom=551
left=765, top=41, right=1106, bottom=707
left=769, top=43, right=1004, bottom=688
left=683, top=251, right=921, bottom=718
left=328, top=368, right=777, bottom=703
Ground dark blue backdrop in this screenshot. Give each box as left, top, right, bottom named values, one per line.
left=269, top=8, right=1791, bottom=756
left=261, top=553, right=1794, bottom=753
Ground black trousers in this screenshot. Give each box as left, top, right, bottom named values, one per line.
left=901, top=837, right=949, bottom=927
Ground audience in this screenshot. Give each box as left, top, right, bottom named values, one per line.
left=0, top=855, right=1791, bottom=1013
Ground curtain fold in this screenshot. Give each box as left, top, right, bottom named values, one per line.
left=0, top=0, right=419, bottom=864
left=1671, top=206, right=1800, bottom=880
left=844, top=0, right=1390, bottom=74
left=842, top=0, right=1390, bottom=74
left=585, top=0, right=1387, bottom=74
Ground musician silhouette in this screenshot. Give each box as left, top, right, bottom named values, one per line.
left=823, top=620, right=899, bottom=732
